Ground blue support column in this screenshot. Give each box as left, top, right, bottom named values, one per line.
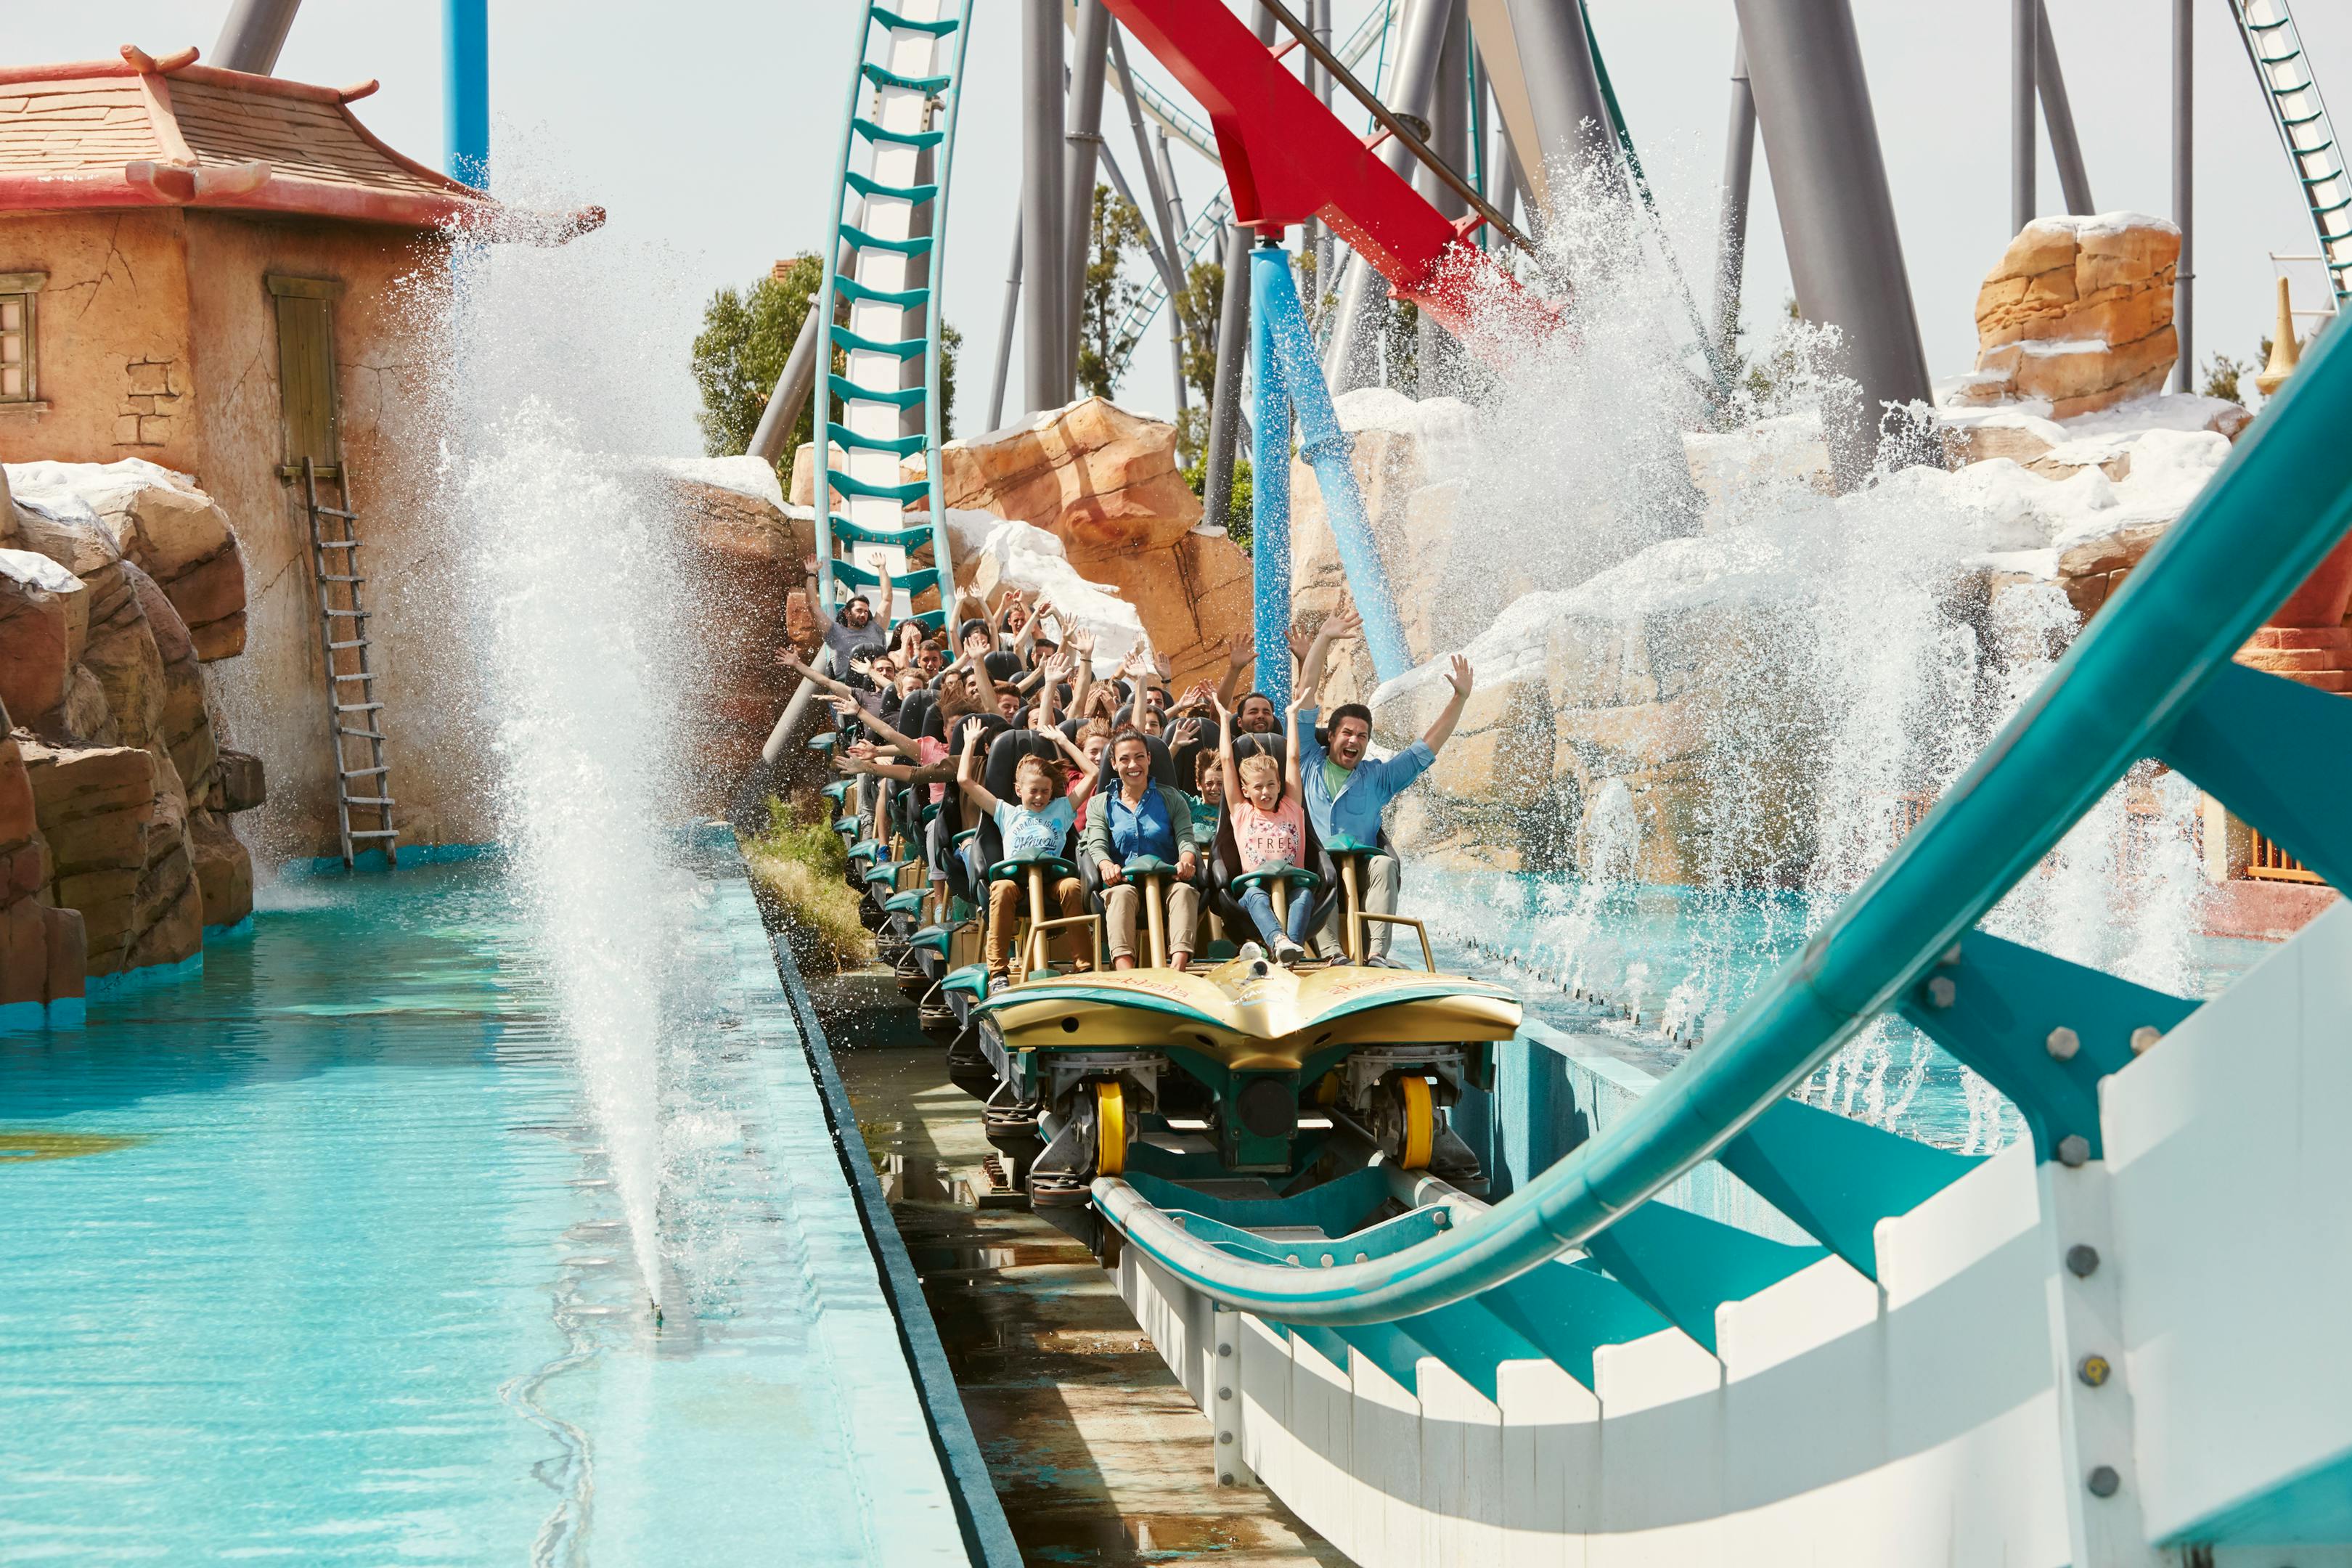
left=1257, top=246, right=1413, bottom=684
left=444, top=0, right=489, bottom=188
left=1249, top=242, right=1295, bottom=709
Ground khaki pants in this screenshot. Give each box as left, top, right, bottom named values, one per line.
left=1319, top=851, right=1401, bottom=957
left=987, top=873, right=1087, bottom=975
left=1103, top=880, right=1199, bottom=963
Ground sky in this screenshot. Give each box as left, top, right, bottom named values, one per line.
left=15, top=1, right=2348, bottom=445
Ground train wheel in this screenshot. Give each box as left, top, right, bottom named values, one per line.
left=1093, top=1079, right=1127, bottom=1177
left=1396, top=1074, right=1434, bottom=1170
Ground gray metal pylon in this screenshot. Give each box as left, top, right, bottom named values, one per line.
left=1110, top=25, right=1190, bottom=414
left=1470, top=0, right=1622, bottom=216
left=1203, top=221, right=1253, bottom=534
left=1023, top=0, right=1068, bottom=412
left=1325, top=0, right=1454, bottom=390
left=989, top=210, right=1021, bottom=431
left=1419, top=1, right=1471, bottom=391
left=747, top=234, right=852, bottom=467
left=2036, top=1, right=2095, bottom=215
left=2013, top=0, right=2038, bottom=233
left=1731, top=0, right=1932, bottom=478
left=1715, top=37, right=1757, bottom=365
left=1063, top=0, right=1115, bottom=389
left=213, top=0, right=303, bottom=74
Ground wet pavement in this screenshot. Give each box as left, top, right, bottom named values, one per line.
left=823, top=983, right=1349, bottom=1567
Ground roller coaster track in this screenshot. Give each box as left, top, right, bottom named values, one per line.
left=1096, top=314, right=2352, bottom=1314
left=2230, top=0, right=2352, bottom=308
left=811, top=0, right=973, bottom=632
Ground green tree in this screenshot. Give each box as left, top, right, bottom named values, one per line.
left=2202, top=349, right=2250, bottom=407
left=1077, top=184, right=1154, bottom=399
left=692, top=253, right=959, bottom=475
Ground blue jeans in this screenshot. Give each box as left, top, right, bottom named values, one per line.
left=1239, top=885, right=1315, bottom=950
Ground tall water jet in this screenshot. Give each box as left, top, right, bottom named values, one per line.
left=410, top=157, right=708, bottom=1309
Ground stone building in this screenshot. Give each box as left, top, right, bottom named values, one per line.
left=0, top=44, right=600, bottom=870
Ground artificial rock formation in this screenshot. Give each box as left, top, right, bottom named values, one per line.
left=661, top=459, right=816, bottom=812
left=0, top=459, right=259, bottom=975
left=928, top=399, right=1253, bottom=690
left=1951, top=215, right=2182, bottom=419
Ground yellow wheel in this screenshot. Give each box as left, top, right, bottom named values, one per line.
left=1093, top=1079, right=1127, bottom=1177
left=1397, top=1075, right=1434, bottom=1170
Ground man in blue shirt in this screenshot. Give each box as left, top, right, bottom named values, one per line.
left=1295, top=651, right=1474, bottom=965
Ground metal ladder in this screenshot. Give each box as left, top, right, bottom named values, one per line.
left=812, top=0, right=976, bottom=635
left=301, top=457, right=396, bottom=867
left=2230, top=0, right=2352, bottom=309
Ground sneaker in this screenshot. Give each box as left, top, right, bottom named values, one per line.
left=1273, top=939, right=1307, bottom=968
left=1363, top=954, right=1399, bottom=970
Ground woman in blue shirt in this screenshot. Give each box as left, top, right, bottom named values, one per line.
left=1079, top=729, right=1201, bottom=971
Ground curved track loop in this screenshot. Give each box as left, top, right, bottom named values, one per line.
left=1098, top=317, right=2352, bottom=1326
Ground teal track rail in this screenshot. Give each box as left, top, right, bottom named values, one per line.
left=813, top=1, right=974, bottom=631
left=2229, top=0, right=2352, bottom=307
left=1098, top=315, right=2352, bottom=1326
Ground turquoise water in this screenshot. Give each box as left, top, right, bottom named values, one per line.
left=0, top=860, right=962, bottom=1566
left=1420, top=867, right=2277, bottom=1153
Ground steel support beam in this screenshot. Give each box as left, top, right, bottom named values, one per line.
left=748, top=238, right=855, bottom=467
left=1204, top=223, right=1254, bottom=534
left=989, top=216, right=1021, bottom=432
left=1731, top=0, right=1932, bottom=477
left=1419, top=1, right=1470, bottom=390
left=1324, top=0, right=1454, bottom=389
left=1467, top=0, right=1620, bottom=219
left=1112, top=25, right=1191, bottom=414
left=1063, top=0, right=1116, bottom=387
left=1023, top=0, right=1069, bottom=412
left=213, top=0, right=303, bottom=74
left=2036, top=1, right=2094, bottom=216
left=2174, top=0, right=2194, bottom=391
left=2013, top=0, right=2038, bottom=234
left=1715, top=38, right=1757, bottom=364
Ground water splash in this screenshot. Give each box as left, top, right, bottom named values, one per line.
left=408, top=152, right=709, bottom=1308
left=1373, top=140, right=2226, bottom=1151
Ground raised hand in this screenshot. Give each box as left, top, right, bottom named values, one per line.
left=1224, top=633, right=1250, bottom=669
left=1446, top=653, right=1474, bottom=697
left=1172, top=716, right=1203, bottom=748
left=1153, top=652, right=1173, bottom=682
left=1330, top=604, right=1363, bottom=641
left=1286, top=624, right=1312, bottom=663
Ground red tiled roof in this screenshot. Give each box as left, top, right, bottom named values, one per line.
left=0, top=45, right=601, bottom=239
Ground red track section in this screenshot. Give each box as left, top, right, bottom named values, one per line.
left=1101, top=0, right=1551, bottom=353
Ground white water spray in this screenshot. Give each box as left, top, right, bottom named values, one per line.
left=412, top=158, right=709, bottom=1309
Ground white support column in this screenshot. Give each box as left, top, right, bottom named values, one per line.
left=1212, top=1304, right=1258, bottom=1486
left=2037, top=1159, right=2164, bottom=1567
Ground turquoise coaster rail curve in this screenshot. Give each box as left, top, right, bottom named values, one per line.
left=1097, top=298, right=2352, bottom=1326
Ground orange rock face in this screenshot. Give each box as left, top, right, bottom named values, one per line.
left=931, top=399, right=1252, bottom=689
left=1955, top=216, right=2181, bottom=419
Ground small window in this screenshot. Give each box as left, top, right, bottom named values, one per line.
left=0, top=271, right=44, bottom=404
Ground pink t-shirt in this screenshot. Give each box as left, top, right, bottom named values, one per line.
left=1232, top=796, right=1304, bottom=870
left=916, top=736, right=950, bottom=803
